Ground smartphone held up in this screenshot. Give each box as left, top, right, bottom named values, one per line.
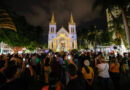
left=68, top=55, right=71, bottom=60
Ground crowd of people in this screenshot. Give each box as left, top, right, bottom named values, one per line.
left=0, top=50, right=130, bottom=90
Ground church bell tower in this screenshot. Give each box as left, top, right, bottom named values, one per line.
left=68, top=13, right=77, bottom=49
left=48, top=13, right=57, bottom=50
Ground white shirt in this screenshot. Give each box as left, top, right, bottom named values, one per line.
left=96, top=63, right=110, bottom=78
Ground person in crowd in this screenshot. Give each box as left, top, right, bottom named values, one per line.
left=2, top=64, right=23, bottom=90
left=50, top=56, right=62, bottom=81
left=21, top=64, right=34, bottom=90
left=116, top=53, right=123, bottom=73
left=94, top=54, right=102, bottom=68
left=95, top=56, right=110, bottom=90
left=64, top=54, right=77, bottom=85
left=66, top=64, right=86, bottom=90
left=0, top=51, right=130, bottom=90
left=57, top=54, right=63, bottom=65
left=84, top=52, right=91, bottom=61
left=36, top=55, right=41, bottom=80
left=122, top=53, right=129, bottom=77
left=0, top=55, right=8, bottom=89
left=10, top=54, right=21, bottom=66
left=31, top=54, right=37, bottom=65
left=21, top=59, right=26, bottom=72
left=109, top=57, right=120, bottom=90
left=82, top=60, right=94, bottom=90
left=78, top=53, right=85, bottom=70
left=128, top=53, right=130, bottom=71
left=69, top=54, right=76, bottom=66
left=0, top=72, right=6, bottom=89
left=21, top=59, right=34, bottom=77
left=31, top=54, right=37, bottom=74
left=63, top=54, right=70, bottom=86
left=89, top=52, right=94, bottom=66
left=73, top=53, right=79, bottom=66
left=0, top=55, right=8, bottom=73
left=91, top=52, right=96, bottom=68
left=44, top=57, right=51, bottom=84
left=42, top=72, right=63, bottom=90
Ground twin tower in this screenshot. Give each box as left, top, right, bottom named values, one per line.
left=48, top=13, right=77, bottom=52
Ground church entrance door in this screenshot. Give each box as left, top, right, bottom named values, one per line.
left=56, top=37, right=68, bottom=52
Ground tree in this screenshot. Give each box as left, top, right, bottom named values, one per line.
left=94, top=0, right=130, bottom=47
left=77, top=26, right=105, bottom=49
left=100, top=29, right=113, bottom=46
left=77, top=29, right=85, bottom=49
left=0, top=7, right=44, bottom=51
left=26, top=41, right=37, bottom=51
left=108, top=11, right=128, bottom=47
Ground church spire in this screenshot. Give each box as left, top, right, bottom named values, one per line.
left=50, top=12, right=56, bottom=25
left=69, top=13, right=75, bottom=25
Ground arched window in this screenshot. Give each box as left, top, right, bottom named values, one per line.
left=51, top=27, right=54, bottom=33
left=71, top=27, right=74, bottom=33
left=52, top=42, right=53, bottom=49
left=72, top=42, right=74, bottom=49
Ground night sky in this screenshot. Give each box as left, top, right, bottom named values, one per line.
left=1, top=0, right=107, bottom=31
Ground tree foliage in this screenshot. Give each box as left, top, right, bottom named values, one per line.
left=26, top=41, right=37, bottom=51
left=93, top=0, right=130, bottom=47
left=77, top=26, right=111, bottom=49
left=0, top=7, right=43, bottom=50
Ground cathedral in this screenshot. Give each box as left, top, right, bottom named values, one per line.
left=48, top=13, right=77, bottom=52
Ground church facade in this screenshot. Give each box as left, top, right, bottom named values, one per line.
left=48, top=13, right=77, bottom=52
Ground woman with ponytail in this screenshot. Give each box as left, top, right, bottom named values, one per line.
left=82, top=60, right=94, bottom=90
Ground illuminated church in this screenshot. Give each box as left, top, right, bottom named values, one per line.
left=48, top=13, right=77, bottom=52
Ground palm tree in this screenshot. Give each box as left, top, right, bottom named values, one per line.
left=108, top=10, right=128, bottom=47
left=94, top=0, right=130, bottom=47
